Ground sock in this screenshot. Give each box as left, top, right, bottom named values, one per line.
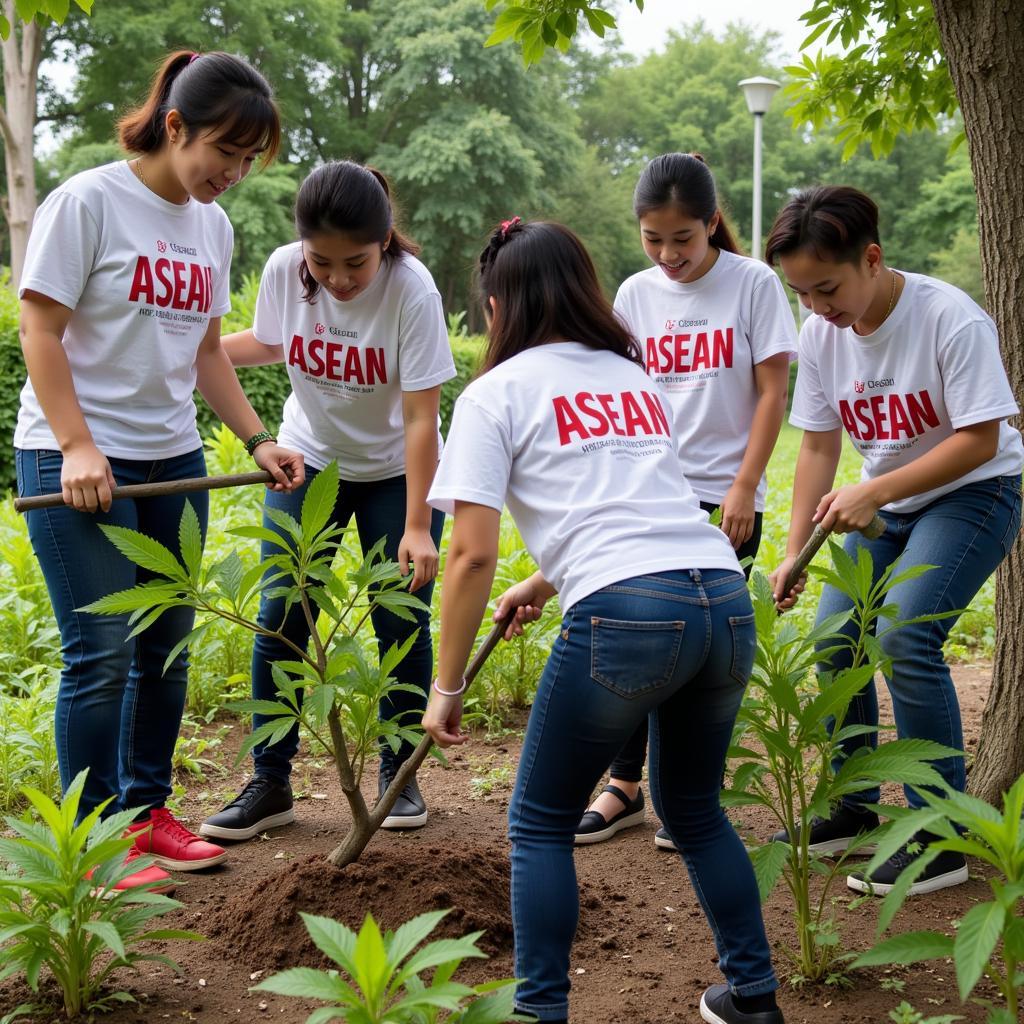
left=734, top=991, right=778, bottom=1014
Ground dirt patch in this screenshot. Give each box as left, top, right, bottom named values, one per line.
left=0, top=662, right=1001, bottom=1023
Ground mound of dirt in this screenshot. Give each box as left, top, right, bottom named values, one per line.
left=209, top=842, right=516, bottom=970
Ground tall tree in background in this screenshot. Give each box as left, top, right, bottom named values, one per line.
left=487, top=0, right=1024, bottom=803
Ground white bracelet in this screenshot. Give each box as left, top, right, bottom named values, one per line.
left=432, top=676, right=467, bottom=697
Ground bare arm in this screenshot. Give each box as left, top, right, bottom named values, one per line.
left=19, top=290, right=116, bottom=512
left=422, top=502, right=501, bottom=747
left=399, top=385, right=443, bottom=591
left=221, top=328, right=284, bottom=367
left=719, top=353, right=791, bottom=549
left=194, top=319, right=304, bottom=490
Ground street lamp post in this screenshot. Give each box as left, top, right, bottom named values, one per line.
left=738, top=76, right=781, bottom=260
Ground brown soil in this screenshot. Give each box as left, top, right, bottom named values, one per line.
left=0, top=662, right=1000, bottom=1023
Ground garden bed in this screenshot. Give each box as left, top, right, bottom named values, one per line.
left=0, top=662, right=998, bottom=1023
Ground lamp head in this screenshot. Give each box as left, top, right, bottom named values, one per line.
left=738, top=76, right=781, bottom=115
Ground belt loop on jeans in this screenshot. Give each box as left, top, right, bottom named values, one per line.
left=689, top=568, right=702, bottom=583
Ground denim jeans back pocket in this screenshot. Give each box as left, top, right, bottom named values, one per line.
left=590, top=617, right=685, bottom=698
left=729, top=613, right=756, bottom=685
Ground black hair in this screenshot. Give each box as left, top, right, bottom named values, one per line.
left=477, top=219, right=642, bottom=372
left=764, top=185, right=881, bottom=266
left=118, top=50, right=280, bottom=161
left=295, top=161, right=419, bottom=302
left=633, top=152, right=741, bottom=255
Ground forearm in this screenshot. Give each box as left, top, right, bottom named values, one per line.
left=734, top=388, right=788, bottom=491
left=436, top=547, right=498, bottom=688
left=403, top=411, right=439, bottom=532
left=221, top=328, right=284, bottom=367
left=865, top=426, right=999, bottom=507
left=195, top=343, right=267, bottom=441
left=21, top=329, right=94, bottom=451
left=787, top=433, right=841, bottom=555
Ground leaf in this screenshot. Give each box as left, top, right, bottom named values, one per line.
left=747, top=841, right=789, bottom=901
left=178, top=501, right=203, bottom=580
left=301, top=912, right=357, bottom=970
left=83, top=920, right=126, bottom=959
left=852, top=930, right=953, bottom=967
left=252, top=967, right=350, bottom=1001
left=97, top=525, right=185, bottom=579
left=302, top=461, right=340, bottom=541
left=952, top=900, right=1003, bottom=1000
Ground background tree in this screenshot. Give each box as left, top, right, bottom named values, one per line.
left=486, top=0, right=1023, bottom=803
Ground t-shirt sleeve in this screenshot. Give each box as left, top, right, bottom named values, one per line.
left=750, top=273, right=798, bottom=363
left=209, top=218, right=233, bottom=319
left=397, top=293, right=457, bottom=391
left=789, top=328, right=842, bottom=431
left=427, top=394, right=511, bottom=515
left=19, top=191, right=100, bottom=309
left=939, top=319, right=1020, bottom=428
left=252, top=254, right=284, bottom=346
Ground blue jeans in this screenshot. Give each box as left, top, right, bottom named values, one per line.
left=251, top=467, right=444, bottom=781
left=16, top=447, right=209, bottom=819
left=508, top=569, right=776, bottom=1020
left=817, top=474, right=1021, bottom=810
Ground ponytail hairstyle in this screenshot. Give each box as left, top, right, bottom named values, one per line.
left=294, top=160, right=419, bottom=302
left=633, top=152, right=741, bottom=255
left=477, top=219, right=642, bottom=373
left=764, top=185, right=880, bottom=266
left=118, top=51, right=280, bottom=162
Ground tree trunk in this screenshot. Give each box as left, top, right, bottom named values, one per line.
left=0, top=1, right=43, bottom=286
left=932, top=0, right=1024, bottom=803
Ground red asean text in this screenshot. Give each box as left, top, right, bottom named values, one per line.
left=552, top=390, right=671, bottom=446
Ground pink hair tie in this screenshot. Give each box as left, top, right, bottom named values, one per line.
left=189, top=52, right=201, bottom=64
left=499, top=216, right=521, bottom=239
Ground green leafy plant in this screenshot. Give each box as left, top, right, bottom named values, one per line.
left=724, top=545, right=961, bottom=986
left=0, top=670, right=60, bottom=813
left=253, top=909, right=525, bottom=1024
left=81, top=461, right=430, bottom=869
left=0, top=770, right=200, bottom=1019
left=853, top=771, right=1024, bottom=1023
left=887, top=1002, right=962, bottom=1024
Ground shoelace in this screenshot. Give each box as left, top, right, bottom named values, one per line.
left=229, top=777, right=277, bottom=809
left=149, top=808, right=202, bottom=846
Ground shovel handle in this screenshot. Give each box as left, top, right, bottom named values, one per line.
left=14, top=470, right=276, bottom=513
left=781, top=513, right=886, bottom=599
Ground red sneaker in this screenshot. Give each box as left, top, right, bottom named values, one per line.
left=88, top=846, right=175, bottom=896
left=128, top=807, right=228, bottom=871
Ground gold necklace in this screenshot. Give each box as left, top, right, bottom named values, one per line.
left=882, top=269, right=898, bottom=323
left=132, top=157, right=148, bottom=190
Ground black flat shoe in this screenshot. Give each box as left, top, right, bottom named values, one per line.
left=574, top=784, right=645, bottom=845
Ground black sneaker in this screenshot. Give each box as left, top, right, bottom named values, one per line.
left=378, top=767, right=428, bottom=829
left=700, top=985, right=784, bottom=1023
left=847, top=830, right=968, bottom=896
left=770, top=803, right=879, bottom=855
left=575, top=784, right=645, bottom=845
left=654, top=826, right=677, bottom=850
left=199, top=776, right=295, bottom=841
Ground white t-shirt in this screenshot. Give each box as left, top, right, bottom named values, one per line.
left=614, top=250, right=797, bottom=511
left=428, top=342, right=740, bottom=612
left=253, top=242, right=456, bottom=480
left=790, top=270, right=1024, bottom=513
left=16, top=160, right=234, bottom=458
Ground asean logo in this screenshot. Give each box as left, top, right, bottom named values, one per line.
left=314, top=322, right=326, bottom=335
left=156, top=240, right=167, bottom=253
left=854, top=380, right=865, bottom=393
left=665, top=319, right=676, bottom=331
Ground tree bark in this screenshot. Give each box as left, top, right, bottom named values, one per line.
left=932, top=0, right=1024, bottom=803
left=0, top=0, right=43, bottom=286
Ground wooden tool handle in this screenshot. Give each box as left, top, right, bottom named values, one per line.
left=14, top=470, right=275, bottom=513
left=780, top=513, right=886, bottom=599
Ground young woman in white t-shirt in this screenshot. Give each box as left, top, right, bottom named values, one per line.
left=15, top=51, right=304, bottom=894
left=423, top=220, right=783, bottom=1024
left=766, top=185, right=1022, bottom=897
left=200, top=161, right=456, bottom=843
left=578, top=153, right=796, bottom=849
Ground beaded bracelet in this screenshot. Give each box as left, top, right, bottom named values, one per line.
left=244, top=430, right=276, bottom=456
left=432, top=676, right=467, bottom=697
